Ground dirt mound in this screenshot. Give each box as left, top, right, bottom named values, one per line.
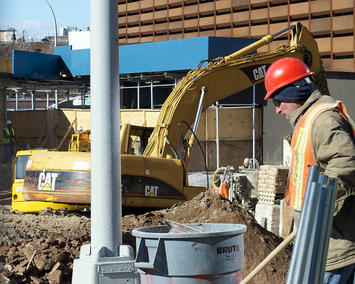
left=0, top=192, right=291, bottom=283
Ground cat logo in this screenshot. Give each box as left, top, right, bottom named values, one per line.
left=145, top=185, right=158, bottom=197
left=38, top=170, right=59, bottom=191
left=252, top=65, right=267, bottom=81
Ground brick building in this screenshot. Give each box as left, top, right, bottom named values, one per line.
left=117, top=0, right=354, bottom=72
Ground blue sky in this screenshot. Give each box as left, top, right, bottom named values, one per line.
left=0, top=0, right=90, bottom=40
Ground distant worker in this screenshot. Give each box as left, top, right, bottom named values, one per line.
left=238, top=158, right=250, bottom=171
left=264, top=57, right=355, bottom=283
left=3, top=120, right=17, bottom=163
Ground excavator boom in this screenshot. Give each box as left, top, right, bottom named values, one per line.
left=20, top=22, right=327, bottom=210
left=143, top=22, right=326, bottom=162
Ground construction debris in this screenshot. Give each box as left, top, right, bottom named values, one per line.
left=0, top=191, right=292, bottom=284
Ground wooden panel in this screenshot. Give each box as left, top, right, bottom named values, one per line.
left=182, top=5, right=198, bottom=17
left=333, top=36, right=354, bottom=56
left=250, top=8, right=268, bottom=23
left=120, top=110, right=160, bottom=127
left=126, top=1, right=141, bottom=13
left=315, top=37, right=331, bottom=56
left=332, top=0, right=353, bottom=13
left=168, top=7, right=183, bottom=19
left=250, top=25, right=268, bottom=38
left=168, top=34, right=183, bottom=40
left=216, top=14, right=232, bottom=27
left=333, top=15, right=353, bottom=34
left=199, top=30, right=215, bottom=37
left=333, top=58, right=355, bottom=72
left=141, top=0, right=154, bottom=12
left=0, top=60, right=11, bottom=73
left=250, top=0, right=268, bottom=8
left=290, top=2, right=309, bottom=18
left=169, top=21, right=183, bottom=32
left=140, top=35, right=155, bottom=43
left=154, top=22, right=168, bottom=33
left=270, top=5, right=288, bottom=21
left=154, top=34, right=169, bottom=41
left=232, top=10, right=249, bottom=25
left=310, top=18, right=330, bottom=36
left=204, top=108, right=262, bottom=140
left=311, top=0, right=330, bottom=17
left=184, top=18, right=199, bottom=29
left=154, top=10, right=168, bottom=21
left=140, top=12, right=154, bottom=23
left=154, top=0, right=168, bottom=9
left=199, top=16, right=215, bottom=29
left=127, top=37, right=141, bottom=44
left=216, top=28, right=233, bottom=37
left=126, top=26, right=140, bottom=36
left=199, top=2, right=215, bottom=16
left=232, top=26, right=250, bottom=37
left=232, top=0, right=249, bottom=10
left=216, top=0, right=232, bottom=12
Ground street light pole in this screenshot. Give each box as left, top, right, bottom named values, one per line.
left=44, top=0, right=57, bottom=46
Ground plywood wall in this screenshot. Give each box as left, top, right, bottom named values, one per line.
left=6, top=107, right=261, bottom=170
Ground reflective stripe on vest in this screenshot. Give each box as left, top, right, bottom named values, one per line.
left=286, top=101, right=355, bottom=211
left=2, top=128, right=15, bottom=144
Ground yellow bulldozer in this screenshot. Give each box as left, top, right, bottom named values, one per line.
left=16, top=22, right=328, bottom=212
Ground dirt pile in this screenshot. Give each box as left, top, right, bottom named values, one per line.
left=0, top=191, right=292, bottom=283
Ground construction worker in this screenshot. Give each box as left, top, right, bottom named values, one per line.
left=264, top=57, right=355, bottom=283
left=3, top=120, right=17, bottom=163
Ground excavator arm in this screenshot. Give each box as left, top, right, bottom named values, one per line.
left=143, top=22, right=327, bottom=166
left=19, top=22, right=327, bottom=210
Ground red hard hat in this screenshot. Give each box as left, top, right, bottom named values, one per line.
left=264, top=57, right=314, bottom=100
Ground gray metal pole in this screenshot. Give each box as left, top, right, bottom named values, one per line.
left=90, top=0, right=121, bottom=258
left=252, top=85, right=256, bottom=169
left=215, top=101, right=220, bottom=169
left=55, top=90, right=58, bottom=109
left=137, top=81, right=140, bottom=109
left=31, top=91, right=35, bottom=110
left=44, top=0, right=57, bottom=47
left=46, top=93, right=49, bottom=109
left=72, top=0, right=137, bottom=282
left=150, top=80, right=154, bottom=109
left=15, top=90, right=18, bottom=111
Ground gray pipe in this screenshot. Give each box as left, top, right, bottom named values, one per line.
left=90, top=0, right=120, bottom=258
left=286, top=166, right=320, bottom=284
left=291, top=181, right=321, bottom=283
left=307, top=183, right=330, bottom=284
left=319, top=178, right=338, bottom=280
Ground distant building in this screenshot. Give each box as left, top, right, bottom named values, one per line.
left=0, top=28, right=17, bottom=43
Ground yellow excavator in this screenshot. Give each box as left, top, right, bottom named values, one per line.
left=19, top=22, right=328, bottom=211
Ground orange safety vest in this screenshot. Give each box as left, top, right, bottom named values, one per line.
left=286, top=101, right=355, bottom=211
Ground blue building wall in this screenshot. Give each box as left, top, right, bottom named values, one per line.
left=12, top=36, right=256, bottom=79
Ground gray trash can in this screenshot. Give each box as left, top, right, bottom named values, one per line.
left=133, top=223, right=247, bottom=284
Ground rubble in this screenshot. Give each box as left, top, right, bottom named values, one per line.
left=0, top=192, right=292, bottom=283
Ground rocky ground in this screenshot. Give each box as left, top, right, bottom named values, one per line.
left=0, top=191, right=292, bottom=284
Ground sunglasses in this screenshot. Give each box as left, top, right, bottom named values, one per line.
left=272, top=99, right=281, bottom=107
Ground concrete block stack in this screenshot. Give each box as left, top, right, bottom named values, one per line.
left=257, top=165, right=289, bottom=204
left=255, top=165, right=289, bottom=236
